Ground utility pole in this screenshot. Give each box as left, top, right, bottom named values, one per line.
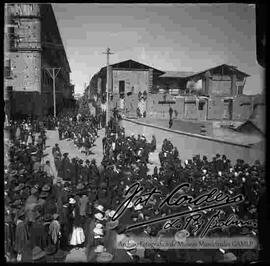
left=102, top=48, right=114, bottom=125
left=45, top=67, right=61, bottom=118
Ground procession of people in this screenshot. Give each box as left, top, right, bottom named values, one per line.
left=4, top=111, right=266, bottom=263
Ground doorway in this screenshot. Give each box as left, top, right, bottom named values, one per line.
left=223, top=99, right=233, bottom=120
left=119, top=80, right=125, bottom=96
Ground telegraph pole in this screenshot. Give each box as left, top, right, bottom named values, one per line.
left=45, top=67, right=61, bottom=118
left=102, top=48, right=114, bottom=125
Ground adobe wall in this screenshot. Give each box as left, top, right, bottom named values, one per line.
left=121, top=119, right=265, bottom=165
left=232, top=95, right=253, bottom=121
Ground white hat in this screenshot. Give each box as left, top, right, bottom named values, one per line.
left=94, top=213, right=104, bottom=221
left=124, top=239, right=137, bottom=250
left=185, top=160, right=188, bottom=165
left=93, top=228, right=104, bottom=236
left=94, top=245, right=105, bottom=253
left=69, top=198, right=76, bottom=204
left=96, top=205, right=104, bottom=212
left=222, top=252, right=237, bottom=262
left=218, top=171, right=222, bottom=176
left=234, top=172, right=239, bottom=177
left=175, top=229, right=190, bottom=242
left=105, top=209, right=111, bottom=217
left=134, top=204, right=143, bottom=211
left=96, top=223, right=103, bottom=229
left=108, top=210, right=116, bottom=218
left=202, top=169, right=207, bottom=174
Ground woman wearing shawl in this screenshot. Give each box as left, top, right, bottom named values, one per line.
left=14, top=211, right=28, bottom=260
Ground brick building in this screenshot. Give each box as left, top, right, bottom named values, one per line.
left=4, top=3, right=75, bottom=120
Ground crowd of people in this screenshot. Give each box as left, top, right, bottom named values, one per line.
left=57, top=113, right=99, bottom=155
left=4, top=113, right=267, bottom=263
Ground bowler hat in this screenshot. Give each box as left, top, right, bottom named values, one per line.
left=42, top=184, right=51, bottom=192
left=32, top=246, right=46, bottom=261
left=218, top=252, right=237, bottom=262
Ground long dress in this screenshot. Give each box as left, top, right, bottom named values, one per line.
left=69, top=206, right=85, bottom=246
left=14, top=220, right=28, bottom=254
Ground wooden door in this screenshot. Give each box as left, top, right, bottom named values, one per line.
left=223, top=99, right=232, bottom=120
left=198, top=100, right=207, bottom=120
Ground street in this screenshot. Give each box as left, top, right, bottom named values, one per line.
left=40, top=125, right=161, bottom=261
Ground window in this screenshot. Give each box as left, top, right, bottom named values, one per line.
left=198, top=101, right=205, bottom=110
left=4, top=59, right=11, bottom=77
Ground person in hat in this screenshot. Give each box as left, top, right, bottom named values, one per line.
left=85, top=212, right=104, bottom=252
left=14, top=209, right=28, bottom=258
left=59, top=153, right=70, bottom=181
left=113, top=239, right=138, bottom=262
left=103, top=219, right=120, bottom=256
left=29, top=214, right=47, bottom=250
left=52, top=144, right=61, bottom=158
left=49, top=214, right=61, bottom=250
left=32, top=246, right=47, bottom=262
left=58, top=199, right=71, bottom=251
left=43, top=161, right=55, bottom=179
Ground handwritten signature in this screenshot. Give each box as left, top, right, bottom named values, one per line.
left=112, top=182, right=256, bottom=237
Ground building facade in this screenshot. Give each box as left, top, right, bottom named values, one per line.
left=4, top=3, right=75, bottom=120
left=88, top=59, right=262, bottom=122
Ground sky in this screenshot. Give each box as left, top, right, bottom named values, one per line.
left=53, top=3, right=264, bottom=95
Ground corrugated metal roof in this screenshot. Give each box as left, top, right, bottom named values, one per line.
left=160, top=71, right=194, bottom=78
